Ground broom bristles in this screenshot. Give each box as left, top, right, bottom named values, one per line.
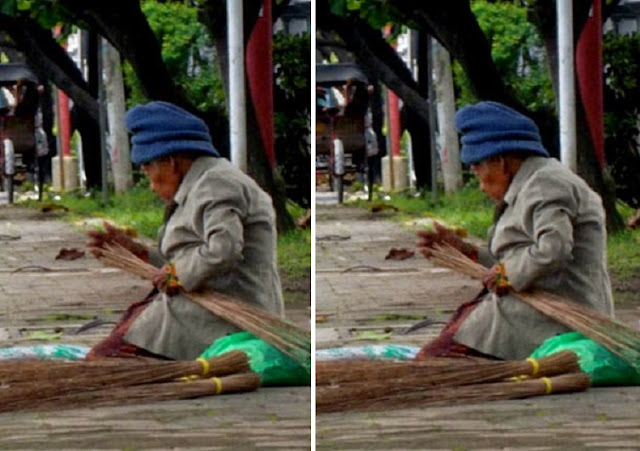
left=0, top=350, right=248, bottom=385
left=0, top=372, right=261, bottom=413
left=317, top=372, right=590, bottom=413
left=98, top=244, right=311, bottom=368
left=428, top=243, right=640, bottom=369
left=0, top=351, right=250, bottom=407
left=317, top=350, right=579, bottom=386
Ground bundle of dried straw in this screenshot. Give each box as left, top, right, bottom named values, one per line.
left=317, top=371, right=590, bottom=413
left=428, top=243, right=640, bottom=369
left=0, top=350, right=248, bottom=385
left=98, top=243, right=310, bottom=369
left=0, top=351, right=250, bottom=408
left=317, top=350, right=579, bottom=387
left=0, top=372, right=261, bottom=412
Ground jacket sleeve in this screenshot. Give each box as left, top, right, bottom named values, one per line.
left=502, top=178, right=577, bottom=291
left=171, top=176, right=247, bottom=292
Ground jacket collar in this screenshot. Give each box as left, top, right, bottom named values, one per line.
left=173, top=156, right=218, bottom=205
left=503, top=156, right=548, bottom=206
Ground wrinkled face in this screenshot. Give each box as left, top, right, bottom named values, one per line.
left=470, top=157, right=511, bottom=203
left=141, top=157, right=181, bottom=203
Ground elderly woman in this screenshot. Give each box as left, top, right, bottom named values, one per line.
left=87, top=101, right=284, bottom=360
left=416, top=101, right=613, bottom=361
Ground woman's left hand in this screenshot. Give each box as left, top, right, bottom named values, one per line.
left=482, top=265, right=511, bottom=295
left=153, top=265, right=180, bottom=295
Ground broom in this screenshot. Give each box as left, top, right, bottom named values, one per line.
left=317, top=371, right=590, bottom=413
left=0, top=372, right=261, bottom=413
left=97, top=243, right=311, bottom=369
left=428, top=243, right=640, bottom=369
left=317, top=350, right=579, bottom=386
left=0, top=351, right=249, bottom=406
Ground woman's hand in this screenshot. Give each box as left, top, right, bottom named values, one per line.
left=482, top=264, right=511, bottom=295
left=152, top=264, right=180, bottom=295
left=416, top=221, right=477, bottom=260
left=86, top=221, right=147, bottom=259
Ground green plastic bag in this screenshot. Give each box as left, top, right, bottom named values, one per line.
left=530, top=332, right=640, bottom=386
left=200, top=332, right=310, bottom=386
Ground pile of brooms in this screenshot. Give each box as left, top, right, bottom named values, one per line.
left=317, top=350, right=589, bottom=413
left=0, top=350, right=260, bottom=412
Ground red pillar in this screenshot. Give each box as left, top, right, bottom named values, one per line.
left=246, top=0, right=275, bottom=168
left=576, top=0, right=605, bottom=168
left=388, top=90, right=401, bottom=157
left=58, top=90, right=71, bottom=157
left=54, top=25, right=71, bottom=157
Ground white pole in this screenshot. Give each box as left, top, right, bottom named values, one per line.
left=227, top=0, right=247, bottom=172
left=557, top=0, right=577, bottom=172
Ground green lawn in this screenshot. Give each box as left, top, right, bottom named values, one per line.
left=22, top=185, right=311, bottom=305
left=354, top=186, right=640, bottom=288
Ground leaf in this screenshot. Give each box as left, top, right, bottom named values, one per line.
left=25, top=331, right=63, bottom=341
left=354, top=331, right=393, bottom=341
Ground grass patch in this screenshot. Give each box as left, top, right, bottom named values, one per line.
left=607, top=228, right=640, bottom=280
left=21, top=185, right=310, bottom=291
left=350, top=184, right=640, bottom=283
left=278, top=227, right=311, bottom=280
left=354, top=183, right=494, bottom=238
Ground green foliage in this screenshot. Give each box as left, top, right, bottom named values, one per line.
left=603, top=32, right=640, bottom=208
left=124, top=0, right=225, bottom=111
left=329, top=0, right=400, bottom=30
left=273, top=32, right=311, bottom=208
left=454, top=1, right=554, bottom=111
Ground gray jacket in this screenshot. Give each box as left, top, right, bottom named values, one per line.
left=454, top=157, right=613, bottom=360
left=125, top=156, right=284, bottom=359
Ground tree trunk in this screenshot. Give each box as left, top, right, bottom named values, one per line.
left=433, top=40, right=462, bottom=193
left=103, top=40, right=132, bottom=194
left=403, top=31, right=432, bottom=189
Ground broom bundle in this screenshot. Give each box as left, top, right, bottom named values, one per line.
left=317, top=350, right=579, bottom=387
left=428, top=243, right=640, bottom=369
left=317, top=371, right=590, bottom=413
left=0, top=372, right=261, bottom=413
left=98, top=243, right=311, bottom=369
left=0, top=351, right=250, bottom=406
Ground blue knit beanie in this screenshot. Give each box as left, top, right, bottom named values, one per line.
left=125, top=101, right=219, bottom=165
left=455, top=101, right=549, bottom=165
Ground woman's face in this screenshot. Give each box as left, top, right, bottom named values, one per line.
left=141, top=158, right=181, bottom=203
left=470, top=157, right=511, bottom=203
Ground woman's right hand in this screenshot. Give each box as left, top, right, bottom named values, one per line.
left=416, top=221, right=478, bottom=260
left=86, top=221, right=147, bottom=259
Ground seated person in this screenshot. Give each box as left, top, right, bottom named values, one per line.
left=87, top=101, right=285, bottom=360
left=416, top=101, right=613, bottom=361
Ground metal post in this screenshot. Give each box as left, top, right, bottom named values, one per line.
left=557, top=0, right=577, bottom=172
left=97, top=37, right=108, bottom=203
left=426, top=36, right=439, bottom=203
left=228, top=0, right=247, bottom=172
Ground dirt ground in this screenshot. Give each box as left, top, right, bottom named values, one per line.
left=0, top=205, right=311, bottom=450
left=315, top=203, right=640, bottom=450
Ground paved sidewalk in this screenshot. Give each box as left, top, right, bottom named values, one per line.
left=0, top=205, right=310, bottom=450
left=316, top=203, right=640, bottom=450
